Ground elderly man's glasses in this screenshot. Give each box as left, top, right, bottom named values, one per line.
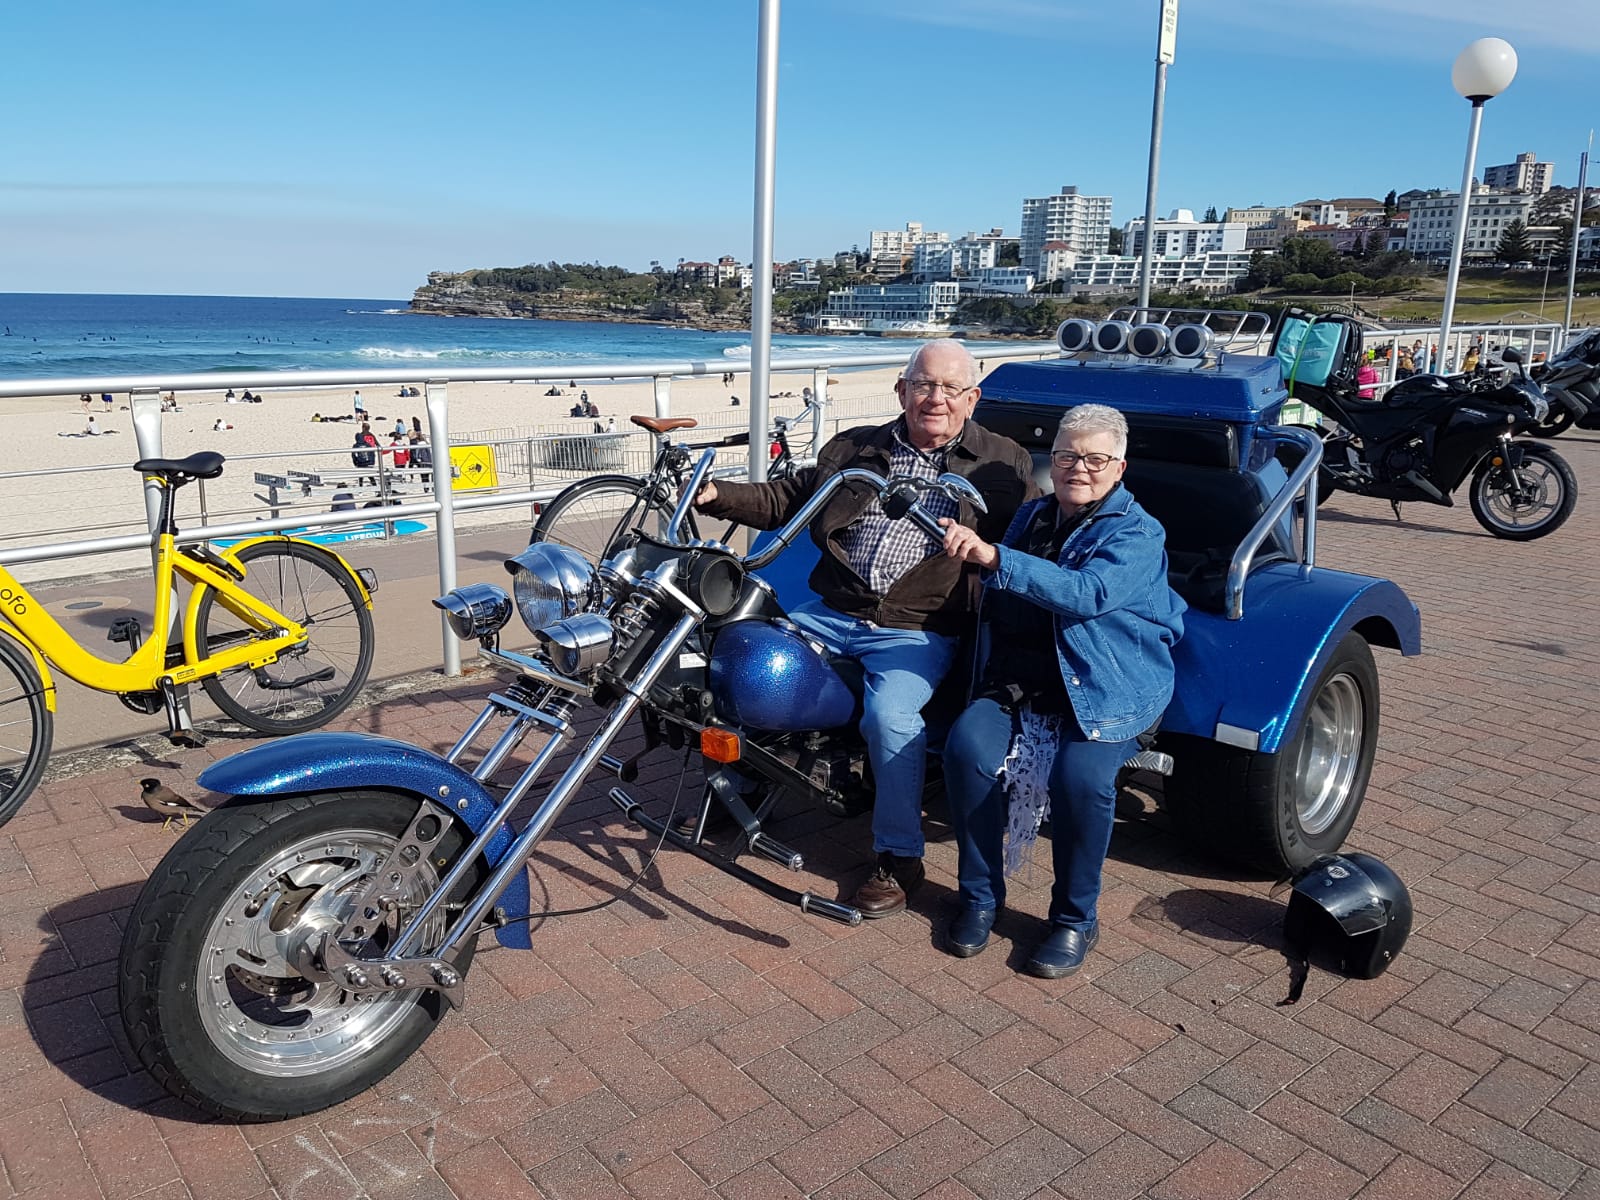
left=1051, top=451, right=1120, bottom=472
left=903, top=378, right=973, bottom=400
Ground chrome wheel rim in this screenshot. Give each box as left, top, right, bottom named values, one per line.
left=1480, top=459, right=1562, bottom=531
left=1294, top=672, right=1364, bottom=836
left=195, top=826, right=443, bottom=1077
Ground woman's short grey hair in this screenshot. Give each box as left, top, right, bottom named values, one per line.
left=1056, top=404, right=1128, bottom=457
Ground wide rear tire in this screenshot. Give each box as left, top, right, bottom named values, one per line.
left=119, top=790, right=483, bottom=1121
left=1162, top=633, right=1378, bottom=875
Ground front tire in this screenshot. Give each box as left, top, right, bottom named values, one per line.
left=1162, top=633, right=1378, bottom=874
left=1469, top=442, right=1577, bottom=540
left=0, top=635, right=52, bottom=828
left=119, top=790, right=482, bottom=1121
left=198, top=541, right=374, bottom=734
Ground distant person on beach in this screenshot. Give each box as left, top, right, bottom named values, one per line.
left=353, top=389, right=365, bottom=417
left=351, top=423, right=379, bottom=487
left=412, top=415, right=422, bottom=436
left=388, top=434, right=410, bottom=470
left=605, top=416, right=616, bottom=433
left=213, top=418, right=233, bottom=431
left=393, top=419, right=407, bottom=438
left=225, top=388, right=236, bottom=401
left=570, top=402, right=585, bottom=418
left=162, top=392, right=179, bottom=412
left=409, top=431, right=432, bottom=483
left=730, top=395, right=741, bottom=407
left=80, top=393, right=91, bottom=412
left=85, top=414, right=100, bottom=436
left=101, top=392, right=114, bottom=411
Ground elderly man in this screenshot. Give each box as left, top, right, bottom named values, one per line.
left=693, top=340, right=1036, bottom=915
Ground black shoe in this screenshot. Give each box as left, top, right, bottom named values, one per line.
left=1024, top=922, right=1099, bottom=979
left=944, top=904, right=1000, bottom=958
left=850, top=853, right=925, bottom=918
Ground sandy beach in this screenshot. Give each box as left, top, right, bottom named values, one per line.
left=1, top=364, right=914, bottom=581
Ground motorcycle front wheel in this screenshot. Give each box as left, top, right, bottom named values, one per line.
left=1468, top=442, right=1577, bottom=540
left=119, top=790, right=485, bottom=1121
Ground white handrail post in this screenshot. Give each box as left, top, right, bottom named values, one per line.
left=129, top=388, right=164, bottom=539
left=747, top=0, right=780, bottom=484
left=811, top=366, right=828, bottom=456
left=425, top=379, right=460, bottom=676
left=652, top=374, right=672, bottom=419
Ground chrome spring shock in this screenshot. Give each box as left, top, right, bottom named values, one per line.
left=609, top=590, right=661, bottom=655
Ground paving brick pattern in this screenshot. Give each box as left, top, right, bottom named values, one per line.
left=2, top=431, right=1598, bottom=1198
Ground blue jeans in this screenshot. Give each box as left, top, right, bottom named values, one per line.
left=786, top=602, right=956, bottom=859
left=944, top=697, right=1132, bottom=929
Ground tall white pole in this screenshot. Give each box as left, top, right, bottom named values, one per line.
left=1563, top=141, right=1590, bottom=338
left=1137, top=0, right=1179, bottom=321
left=747, top=0, right=780, bottom=483
left=1438, top=100, right=1485, bottom=373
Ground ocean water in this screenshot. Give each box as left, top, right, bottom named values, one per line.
left=0, top=293, right=870, bottom=381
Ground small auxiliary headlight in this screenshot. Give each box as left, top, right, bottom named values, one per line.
left=1092, top=321, right=1134, bottom=354
left=432, top=583, right=513, bottom=642
left=1129, top=323, right=1170, bottom=357
left=505, top=542, right=595, bottom=634
left=536, top=613, right=616, bottom=676
left=1057, top=318, right=1097, bottom=354
left=1170, top=323, right=1215, bottom=358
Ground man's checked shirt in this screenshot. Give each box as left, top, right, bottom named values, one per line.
left=842, top=421, right=963, bottom=594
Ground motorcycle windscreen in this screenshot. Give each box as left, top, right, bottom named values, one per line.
left=708, top=620, right=859, bottom=731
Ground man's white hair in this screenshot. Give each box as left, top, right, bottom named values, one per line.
left=1055, top=403, right=1128, bottom=458
left=904, top=339, right=979, bottom=388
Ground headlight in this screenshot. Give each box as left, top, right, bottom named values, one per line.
left=432, top=583, right=513, bottom=641
left=537, top=613, right=616, bottom=676
left=505, top=542, right=595, bottom=633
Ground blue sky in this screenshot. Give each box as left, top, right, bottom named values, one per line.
left=3, top=0, right=1594, bottom=299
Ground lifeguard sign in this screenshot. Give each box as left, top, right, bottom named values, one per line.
left=1159, top=0, right=1179, bottom=64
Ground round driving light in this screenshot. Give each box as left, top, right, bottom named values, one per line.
left=1057, top=318, right=1097, bottom=354
left=432, top=583, right=513, bottom=641
left=1092, top=321, right=1133, bottom=354
left=1170, top=324, right=1215, bottom=358
left=537, top=613, right=616, bottom=676
left=505, top=542, right=595, bottom=633
left=1129, top=324, right=1170, bottom=357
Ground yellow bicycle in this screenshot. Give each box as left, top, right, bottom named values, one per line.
left=0, top=451, right=377, bottom=825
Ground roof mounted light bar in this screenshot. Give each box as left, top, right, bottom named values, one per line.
left=1056, top=307, right=1274, bottom=362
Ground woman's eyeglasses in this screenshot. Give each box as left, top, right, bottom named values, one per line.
left=1050, top=451, right=1120, bottom=472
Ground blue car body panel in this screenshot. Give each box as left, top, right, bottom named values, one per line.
left=197, top=731, right=534, bottom=950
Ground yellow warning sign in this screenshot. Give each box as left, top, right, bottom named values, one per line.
left=449, top=444, right=499, bottom=491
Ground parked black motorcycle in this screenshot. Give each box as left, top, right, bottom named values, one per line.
left=1301, top=348, right=1578, bottom=540
left=1530, top=328, right=1600, bottom=437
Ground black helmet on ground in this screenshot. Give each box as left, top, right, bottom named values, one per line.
left=1283, top=851, right=1412, bottom=981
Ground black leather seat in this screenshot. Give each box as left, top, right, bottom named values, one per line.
left=133, top=451, right=225, bottom=482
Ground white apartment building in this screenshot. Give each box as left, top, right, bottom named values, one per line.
left=813, top=282, right=962, bottom=333
left=1483, top=152, right=1555, bottom=194
left=1070, top=251, right=1253, bottom=294
left=1020, top=186, right=1112, bottom=272
left=1224, top=205, right=1280, bottom=229
left=966, top=267, right=1035, bottom=295
left=911, top=238, right=953, bottom=281
left=912, top=228, right=1004, bottom=280
left=1123, top=210, right=1248, bottom=257
left=1039, top=241, right=1078, bottom=283
left=1405, top=189, right=1535, bottom=260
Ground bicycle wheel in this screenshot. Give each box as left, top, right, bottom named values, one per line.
left=0, top=635, right=52, bottom=828
left=530, top=475, right=679, bottom=565
left=197, top=541, right=374, bottom=735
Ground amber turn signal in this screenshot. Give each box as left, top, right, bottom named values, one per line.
left=700, top=728, right=741, bottom=763
left=1490, top=456, right=1504, bottom=467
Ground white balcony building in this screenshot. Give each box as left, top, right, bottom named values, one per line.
left=1020, top=187, right=1112, bottom=272
left=813, top=282, right=962, bottom=333
left=1404, top=189, right=1535, bottom=260
left=1483, top=152, right=1555, bottom=194
left=1070, top=251, right=1253, bottom=294
left=1123, top=210, right=1248, bottom=258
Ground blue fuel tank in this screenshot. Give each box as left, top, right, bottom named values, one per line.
left=708, top=620, right=859, bottom=731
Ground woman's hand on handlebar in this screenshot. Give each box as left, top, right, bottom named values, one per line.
left=940, top=518, right=998, bottom=570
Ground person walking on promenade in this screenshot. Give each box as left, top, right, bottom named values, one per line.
left=692, top=341, right=1037, bottom=916
left=938, top=404, right=1184, bottom=976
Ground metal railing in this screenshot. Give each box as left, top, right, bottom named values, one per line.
left=0, top=342, right=1060, bottom=672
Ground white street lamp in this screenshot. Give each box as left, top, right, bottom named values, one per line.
left=1438, top=38, right=1517, bottom=374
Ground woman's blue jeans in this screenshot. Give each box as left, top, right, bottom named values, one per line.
left=786, top=602, right=955, bottom=860
left=943, top=697, right=1132, bottom=929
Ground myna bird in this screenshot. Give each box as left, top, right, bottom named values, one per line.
left=140, top=778, right=207, bottom=830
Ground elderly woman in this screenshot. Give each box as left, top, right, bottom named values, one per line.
left=939, top=403, right=1185, bottom=977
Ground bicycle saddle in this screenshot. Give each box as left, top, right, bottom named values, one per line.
left=631, top=415, right=697, bottom=434
left=134, top=451, right=225, bottom=482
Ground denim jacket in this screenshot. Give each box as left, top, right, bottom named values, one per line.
left=980, top=485, right=1185, bottom=743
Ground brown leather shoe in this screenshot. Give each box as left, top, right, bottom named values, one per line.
left=850, top=853, right=925, bottom=918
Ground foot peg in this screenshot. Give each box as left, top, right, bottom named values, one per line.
left=800, top=895, right=863, bottom=926
left=253, top=664, right=337, bottom=690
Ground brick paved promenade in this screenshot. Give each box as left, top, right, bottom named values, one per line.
left=2, top=432, right=1598, bottom=1199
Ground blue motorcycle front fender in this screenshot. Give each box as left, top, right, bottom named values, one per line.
left=197, top=731, right=534, bottom=949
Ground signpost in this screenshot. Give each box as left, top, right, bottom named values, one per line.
left=1137, top=0, right=1179, bottom=320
